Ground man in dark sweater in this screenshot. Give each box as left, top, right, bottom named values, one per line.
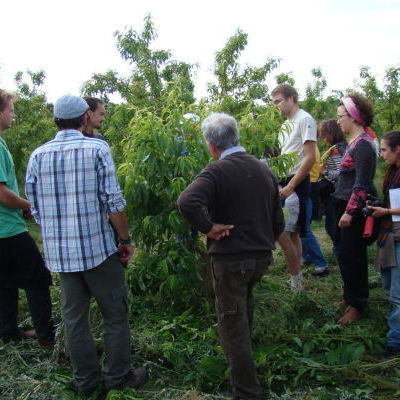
left=177, top=112, right=284, bottom=400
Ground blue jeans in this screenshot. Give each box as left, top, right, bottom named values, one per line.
left=302, top=198, right=328, bottom=268
left=381, top=242, right=400, bottom=350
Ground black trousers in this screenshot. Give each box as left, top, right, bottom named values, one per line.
left=0, top=232, right=54, bottom=341
left=335, top=200, right=369, bottom=312
left=0, top=287, right=54, bottom=340
left=211, top=255, right=271, bottom=400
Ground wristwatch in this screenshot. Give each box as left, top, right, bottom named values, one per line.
left=118, top=237, right=132, bottom=245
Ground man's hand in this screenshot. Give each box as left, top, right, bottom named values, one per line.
left=23, top=209, right=33, bottom=220
left=338, top=213, right=353, bottom=228
left=207, top=223, right=234, bottom=240
left=0, top=183, right=31, bottom=211
left=279, top=184, right=294, bottom=200
left=118, top=244, right=134, bottom=262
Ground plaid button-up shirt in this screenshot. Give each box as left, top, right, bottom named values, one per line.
left=25, top=130, right=126, bottom=273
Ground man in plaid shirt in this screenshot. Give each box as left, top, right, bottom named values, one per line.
left=25, top=95, right=147, bottom=395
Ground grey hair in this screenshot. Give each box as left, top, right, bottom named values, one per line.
left=201, top=112, right=240, bottom=151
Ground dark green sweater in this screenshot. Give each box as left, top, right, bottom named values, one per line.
left=177, top=152, right=284, bottom=261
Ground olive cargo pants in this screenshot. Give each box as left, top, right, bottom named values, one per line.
left=211, top=255, right=271, bottom=400
left=59, top=254, right=131, bottom=391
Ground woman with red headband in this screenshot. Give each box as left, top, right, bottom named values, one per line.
left=334, top=94, right=377, bottom=324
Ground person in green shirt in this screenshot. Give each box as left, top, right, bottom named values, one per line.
left=0, top=89, right=54, bottom=346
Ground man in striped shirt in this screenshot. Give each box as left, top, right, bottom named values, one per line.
left=25, top=95, right=147, bottom=395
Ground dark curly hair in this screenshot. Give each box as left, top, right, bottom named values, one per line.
left=54, top=115, right=86, bottom=130
left=83, top=97, right=104, bottom=112
left=382, top=131, right=400, bottom=189
left=339, top=93, right=374, bottom=127
left=319, top=119, right=345, bottom=145
left=382, top=130, right=400, bottom=151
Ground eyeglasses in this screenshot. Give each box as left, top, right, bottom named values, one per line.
left=337, top=114, right=349, bottom=120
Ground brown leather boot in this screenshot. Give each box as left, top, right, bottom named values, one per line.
left=109, top=367, right=149, bottom=390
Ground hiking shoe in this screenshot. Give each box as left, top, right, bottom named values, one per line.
left=312, top=266, right=329, bottom=276
left=111, top=367, right=149, bottom=390
left=382, top=346, right=400, bottom=360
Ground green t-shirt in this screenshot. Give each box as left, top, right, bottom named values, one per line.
left=0, top=137, right=27, bottom=238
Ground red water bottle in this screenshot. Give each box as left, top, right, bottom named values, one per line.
left=363, top=216, right=374, bottom=237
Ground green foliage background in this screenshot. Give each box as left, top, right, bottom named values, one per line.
left=1, top=14, right=400, bottom=400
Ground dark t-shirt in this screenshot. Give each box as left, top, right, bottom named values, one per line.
left=82, top=132, right=106, bottom=141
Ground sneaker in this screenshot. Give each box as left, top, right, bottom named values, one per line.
left=312, top=266, right=329, bottom=276
left=289, top=273, right=304, bottom=291
left=111, top=367, right=149, bottom=390
left=382, top=346, right=400, bottom=360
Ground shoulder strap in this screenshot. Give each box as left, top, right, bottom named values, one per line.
left=320, top=145, right=336, bottom=164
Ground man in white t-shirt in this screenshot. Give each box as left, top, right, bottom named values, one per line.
left=271, top=84, right=317, bottom=290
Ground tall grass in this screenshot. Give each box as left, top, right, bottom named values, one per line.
left=0, top=221, right=398, bottom=400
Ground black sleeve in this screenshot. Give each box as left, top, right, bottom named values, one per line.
left=353, top=140, right=375, bottom=190
left=177, top=167, right=217, bottom=234
left=272, top=175, right=285, bottom=241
